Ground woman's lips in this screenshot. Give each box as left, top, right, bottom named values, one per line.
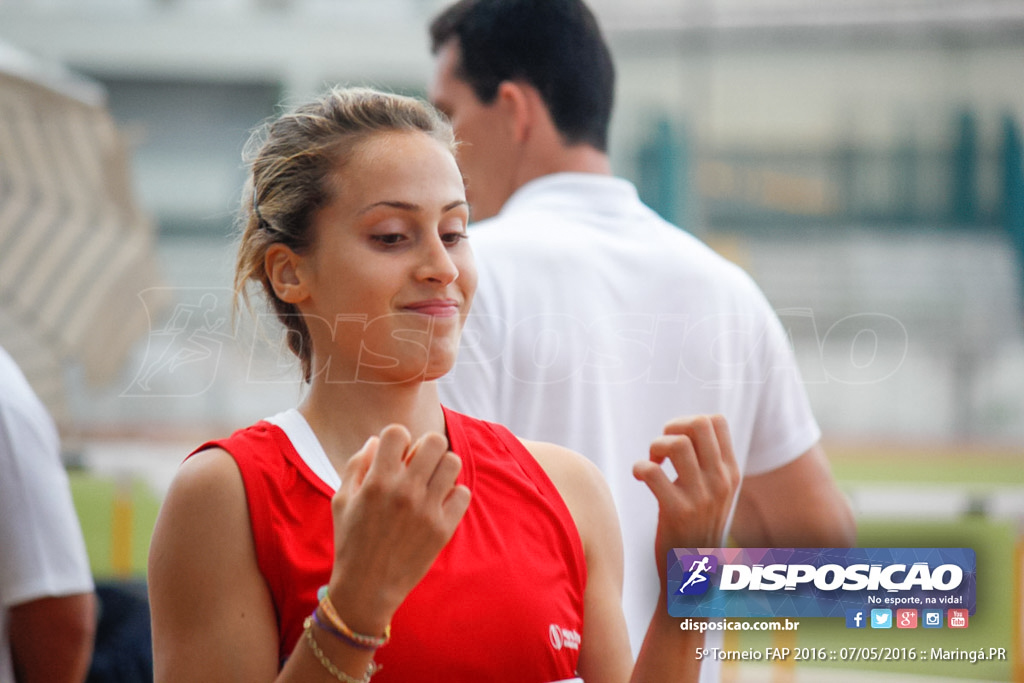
left=402, top=299, right=460, bottom=317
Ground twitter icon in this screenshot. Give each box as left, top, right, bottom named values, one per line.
left=871, top=609, right=892, bottom=629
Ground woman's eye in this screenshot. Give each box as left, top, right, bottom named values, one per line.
left=442, top=231, right=468, bottom=246
left=371, top=233, right=405, bottom=246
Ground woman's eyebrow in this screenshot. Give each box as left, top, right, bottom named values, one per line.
left=357, top=200, right=418, bottom=215
left=357, top=199, right=468, bottom=215
left=443, top=200, right=469, bottom=213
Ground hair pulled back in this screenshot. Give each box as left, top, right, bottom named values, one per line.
left=234, top=87, right=456, bottom=382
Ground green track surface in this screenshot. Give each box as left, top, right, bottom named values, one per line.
left=69, top=471, right=161, bottom=579
left=827, top=444, right=1024, bottom=487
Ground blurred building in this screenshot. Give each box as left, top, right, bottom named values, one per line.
left=1, top=0, right=1023, bottom=445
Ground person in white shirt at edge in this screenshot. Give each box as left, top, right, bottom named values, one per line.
left=0, top=345, right=96, bottom=683
left=427, top=1, right=857, bottom=679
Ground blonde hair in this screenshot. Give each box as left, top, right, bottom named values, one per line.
left=234, top=87, right=456, bottom=382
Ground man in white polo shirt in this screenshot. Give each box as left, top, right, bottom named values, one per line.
left=428, top=1, right=856, bottom=678
left=0, top=346, right=96, bottom=682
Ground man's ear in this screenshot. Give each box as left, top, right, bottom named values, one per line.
left=265, top=243, right=309, bottom=304
left=495, top=80, right=534, bottom=144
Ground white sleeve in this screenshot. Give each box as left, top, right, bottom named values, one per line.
left=0, top=401, right=94, bottom=608
left=742, top=296, right=823, bottom=477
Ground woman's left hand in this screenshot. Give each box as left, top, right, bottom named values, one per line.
left=632, top=414, right=740, bottom=581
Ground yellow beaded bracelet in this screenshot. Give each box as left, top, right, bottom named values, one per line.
left=303, top=617, right=380, bottom=683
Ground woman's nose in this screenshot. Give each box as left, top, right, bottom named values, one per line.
left=416, top=235, right=459, bottom=285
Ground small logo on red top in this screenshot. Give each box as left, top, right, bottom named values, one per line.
left=549, top=624, right=581, bottom=651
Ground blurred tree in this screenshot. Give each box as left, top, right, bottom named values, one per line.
left=951, top=109, right=979, bottom=226
left=1000, top=113, right=1024, bottom=319
left=636, top=116, right=686, bottom=228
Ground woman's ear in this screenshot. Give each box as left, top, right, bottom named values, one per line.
left=265, top=243, right=309, bottom=304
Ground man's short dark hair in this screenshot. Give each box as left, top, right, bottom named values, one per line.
left=430, top=0, right=615, bottom=152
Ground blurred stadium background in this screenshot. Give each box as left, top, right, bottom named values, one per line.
left=1, top=0, right=1023, bottom=680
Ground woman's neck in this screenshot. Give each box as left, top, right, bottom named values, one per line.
left=297, top=377, right=446, bottom=472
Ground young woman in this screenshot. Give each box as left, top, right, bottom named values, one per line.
left=148, top=87, right=739, bottom=683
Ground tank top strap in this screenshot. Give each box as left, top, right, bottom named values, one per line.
left=441, top=406, right=586, bottom=590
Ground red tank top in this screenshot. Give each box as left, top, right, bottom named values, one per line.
left=193, top=406, right=586, bottom=682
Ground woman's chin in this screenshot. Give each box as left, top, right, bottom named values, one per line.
left=422, top=357, right=458, bottom=383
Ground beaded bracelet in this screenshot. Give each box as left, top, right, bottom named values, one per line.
left=303, top=617, right=381, bottom=683
left=311, top=611, right=378, bottom=652
left=318, top=593, right=391, bottom=650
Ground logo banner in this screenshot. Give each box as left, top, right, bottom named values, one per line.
left=667, top=548, right=976, bottom=618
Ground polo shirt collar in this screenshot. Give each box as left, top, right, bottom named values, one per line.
left=498, top=173, right=639, bottom=217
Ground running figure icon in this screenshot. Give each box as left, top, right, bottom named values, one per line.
left=679, top=556, right=712, bottom=594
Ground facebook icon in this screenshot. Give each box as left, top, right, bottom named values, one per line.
left=845, top=609, right=867, bottom=629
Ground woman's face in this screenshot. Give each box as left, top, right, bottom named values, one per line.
left=296, top=130, right=476, bottom=385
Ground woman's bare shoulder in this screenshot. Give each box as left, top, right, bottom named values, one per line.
left=169, top=446, right=243, bottom=495
left=150, top=446, right=251, bottom=569
left=518, top=439, right=620, bottom=546
left=520, top=439, right=606, bottom=494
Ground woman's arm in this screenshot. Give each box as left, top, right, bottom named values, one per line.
left=148, top=448, right=284, bottom=682
left=148, top=446, right=387, bottom=683
left=526, top=439, right=633, bottom=683
left=630, top=415, right=741, bottom=683
left=149, top=426, right=471, bottom=683
left=528, top=414, right=740, bottom=683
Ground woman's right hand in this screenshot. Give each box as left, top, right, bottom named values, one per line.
left=325, top=425, right=471, bottom=637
